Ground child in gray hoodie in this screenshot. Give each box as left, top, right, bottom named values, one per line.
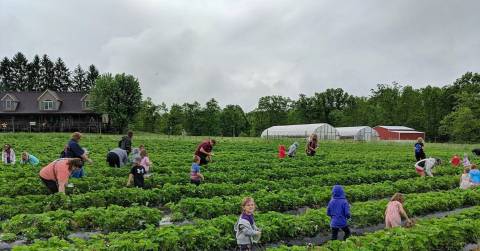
left=234, top=197, right=261, bottom=251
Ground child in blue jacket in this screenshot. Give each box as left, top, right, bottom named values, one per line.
left=327, top=185, right=351, bottom=240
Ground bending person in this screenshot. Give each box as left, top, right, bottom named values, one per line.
left=194, top=139, right=216, bottom=165
left=39, top=158, right=83, bottom=194
left=20, top=151, right=40, bottom=166
left=414, top=157, right=441, bottom=177
left=106, top=148, right=128, bottom=168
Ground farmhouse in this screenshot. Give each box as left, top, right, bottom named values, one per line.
left=261, top=123, right=339, bottom=140
left=0, top=90, right=106, bottom=132
left=373, top=126, right=425, bottom=140
left=336, top=126, right=379, bottom=141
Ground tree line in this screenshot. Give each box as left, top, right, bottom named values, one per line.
left=130, top=72, right=480, bottom=142
left=0, top=52, right=99, bottom=92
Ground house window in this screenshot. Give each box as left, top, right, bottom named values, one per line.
left=42, top=100, right=54, bottom=110
left=4, top=100, right=14, bottom=110
left=83, top=100, right=92, bottom=110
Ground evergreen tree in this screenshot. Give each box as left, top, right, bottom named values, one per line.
left=72, top=65, right=86, bottom=91
left=0, top=57, right=13, bottom=91
left=85, top=65, right=99, bottom=91
left=10, top=52, right=29, bottom=91
left=27, top=55, right=41, bottom=91
left=53, top=58, right=71, bottom=91
left=39, top=55, right=55, bottom=91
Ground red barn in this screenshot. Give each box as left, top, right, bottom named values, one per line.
left=373, top=126, right=425, bottom=140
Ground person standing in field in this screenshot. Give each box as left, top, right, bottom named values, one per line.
left=327, top=185, right=351, bottom=241
left=2, top=144, right=16, bottom=165
left=127, top=156, right=146, bottom=188
left=106, top=148, right=128, bottom=168
left=469, top=164, right=480, bottom=186
left=20, top=151, right=40, bottom=166
left=38, top=158, right=83, bottom=194
left=195, top=139, right=216, bottom=165
left=119, top=131, right=133, bottom=155
left=306, top=134, right=318, bottom=156
left=414, top=157, right=441, bottom=177
left=190, top=155, right=204, bottom=186
left=234, top=197, right=261, bottom=251
left=65, top=132, right=92, bottom=178
left=287, top=142, right=299, bottom=157
left=385, top=193, right=411, bottom=228
left=414, top=137, right=426, bottom=161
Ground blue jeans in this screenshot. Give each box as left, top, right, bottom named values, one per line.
left=70, top=167, right=84, bottom=178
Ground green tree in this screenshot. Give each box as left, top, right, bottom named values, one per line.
left=165, top=104, right=184, bottom=135
left=38, top=55, right=55, bottom=91
left=85, top=65, right=99, bottom=91
left=72, top=65, right=86, bottom=91
left=27, top=55, right=41, bottom=91
left=10, top=52, right=29, bottom=91
left=440, top=107, right=480, bottom=142
left=132, top=97, right=162, bottom=132
left=91, top=73, right=143, bottom=132
left=182, top=102, right=202, bottom=135
left=53, top=58, right=71, bottom=91
left=201, top=98, right=222, bottom=136
left=220, top=105, right=248, bottom=136
left=0, top=57, right=13, bottom=91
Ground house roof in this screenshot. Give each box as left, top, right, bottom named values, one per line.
left=391, top=130, right=425, bottom=134
left=377, top=126, right=415, bottom=131
left=1, top=93, right=19, bottom=101
left=0, top=91, right=96, bottom=114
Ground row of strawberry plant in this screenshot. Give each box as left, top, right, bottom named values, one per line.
left=1, top=205, right=162, bottom=241
left=268, top=206, right=480, bottom=251
left=0, top=169, right=458, bottom=219
left=12, top=188, right=480, bottom=250
left=169, top=175, right=461, bottom=220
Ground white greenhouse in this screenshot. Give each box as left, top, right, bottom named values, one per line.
left=261, top=123, right=339, bottom=140
left=336, top=126, right=379, bottom=141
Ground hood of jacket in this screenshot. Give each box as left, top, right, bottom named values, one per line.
left=332, top=185, right=345, bottom=199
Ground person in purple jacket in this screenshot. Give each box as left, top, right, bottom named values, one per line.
left=327, top=185, right=351, bottom=240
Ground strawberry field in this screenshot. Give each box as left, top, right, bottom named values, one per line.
left=0, top=133, right=479, bottom=250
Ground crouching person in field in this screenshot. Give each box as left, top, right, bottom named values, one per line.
left=414, top=157, right=441, bottom=177
left=287, top=142, right=299, bottom=157
left=327, top=185, right=351, bottom=241
left=385, top=193, right=412, bottom=228
left=20, top=151, right=40, bottom=166
left=39, top=158, right=83, bottom=194
left=127, top=156, right=146, bottom=188
left=234, top=197, right=261, bottom=251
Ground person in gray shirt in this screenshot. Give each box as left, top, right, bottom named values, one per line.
left=106, top=148, right=128, bottom=167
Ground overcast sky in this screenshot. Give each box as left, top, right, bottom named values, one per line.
left=1, top=0, right=479, bottom=111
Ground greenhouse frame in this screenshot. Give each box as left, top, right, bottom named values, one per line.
left=261, top=123, right=339, bottom=140
left=336, top=126, right=380, bottom=141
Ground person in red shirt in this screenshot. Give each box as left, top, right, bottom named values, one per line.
left=195, top=139, right=216, bottom=165
left=39, top=158, right=83, bottom=194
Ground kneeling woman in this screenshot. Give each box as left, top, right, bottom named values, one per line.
left=39, top=158, right=83, bottom=194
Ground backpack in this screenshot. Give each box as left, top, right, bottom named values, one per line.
left=118, top=136, right=127, bottom=150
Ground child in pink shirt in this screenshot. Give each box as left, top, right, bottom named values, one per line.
left=140, top=149, right=152, bottom=173
left=385, top=193, right=411, bottom=228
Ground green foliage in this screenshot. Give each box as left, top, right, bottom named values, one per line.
left=91, top=73, right=143, bottom=132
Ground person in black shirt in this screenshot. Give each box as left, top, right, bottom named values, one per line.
left=127, top=156, right=146, bottom=188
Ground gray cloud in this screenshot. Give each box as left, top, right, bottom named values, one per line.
left=1, top=0, right=479, bottom=110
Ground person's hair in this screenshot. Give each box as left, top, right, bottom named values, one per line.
left=139, top=144, right=145, bottom=149
left=435, top=158, right=442, bottom=165
left=390, top=193, right=405, bottom=204
left=417, top=137, right=424, bottom=143
left=311, top=134, right=318, bottom=140
left=127, top=131, right=133, bottom=137
left=140, top=149, right=148, bottom=158
left=71, top=132, right=82, bottom=141
left=4, top=144, right=11, bottom=150
left=211, top=139, right=216, bottom=145
left=22, top=151, right=28, bottom=158
left=471, top=164, right=477, bottom=169
left=133, top=156, right=142, bottom=164
left=464, top=167, right=471, bottom=174
left=241, top=197, right=255, bottom=212
left=193, top=155, right=200, bottom=162
left=67, top=158, right=83, bottom=171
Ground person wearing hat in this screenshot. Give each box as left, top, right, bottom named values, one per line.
left=414, top=157, right=441, bottom=177
left=127, top=156, right=146, bottom=188
left=65, top=132, right=92, bottom=178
